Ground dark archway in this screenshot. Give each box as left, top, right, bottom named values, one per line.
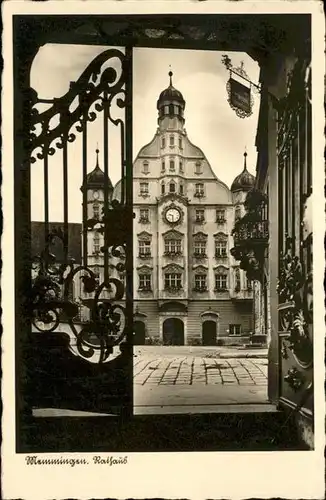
left=202, top=321, right=217, bottom=346
left=133, top=321, right=146, bottom=345
left=163, top=318, right=184, bottom=346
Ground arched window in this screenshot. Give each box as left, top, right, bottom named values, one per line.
left=162, top=136, right=166, bottom=148
left=170, top=159, right=175, bottom=171
left=161, top=182, right=165, bottom=195
left=179, top=160, right=183, bottom=173
left=170, top=135, right=174, bottom=147
left=161, top=159, right=165, bottom=172
left=179, top=183, right=184, bottom=195
left=143, top=161, right=149, bottom=174
left=169, top=181, right=176, bottom=193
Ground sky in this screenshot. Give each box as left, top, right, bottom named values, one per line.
left=30, top=44, right=260, bottom=222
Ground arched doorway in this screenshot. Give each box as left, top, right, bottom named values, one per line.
left=202, top=321, right=217, bottom=346
left=163, top=318, right=184, bottom=345
left=133, top=321, right=146, bottom=345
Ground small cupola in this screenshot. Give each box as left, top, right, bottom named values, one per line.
left=157, top=71, right=185, bottom=125
left=231, top=152, right=255, bottom=192
left=80, top=149, right=113, bottom=193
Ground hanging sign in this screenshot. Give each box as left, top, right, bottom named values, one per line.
left=227, top=77, right=253, bottom=118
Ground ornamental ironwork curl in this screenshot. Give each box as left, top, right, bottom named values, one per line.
left=277, top=248, right=313, bottom=369
left=30, top=205, right=128, bottom=363
left=29, top=48, right=126, bottom=161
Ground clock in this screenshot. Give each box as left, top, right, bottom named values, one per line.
left=165, top=207, right=181, bottom=224
left=93, top=190, right=99, bottom=200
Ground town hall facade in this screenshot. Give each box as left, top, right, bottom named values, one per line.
left=81, top=72, right=256, bottom=346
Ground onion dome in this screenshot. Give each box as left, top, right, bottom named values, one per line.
left=231, top=152, right=255, bottom=192
left=81, top=149, right=113, bottom=192
left=157, top=71, right=185, bottom=122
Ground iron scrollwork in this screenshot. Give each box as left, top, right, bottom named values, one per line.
left=29, top=49, right=130, bottom=363
left=230, top=189, right=269, bottom=282
left=31, top=205, right=128, bottom=363
left=29, top=49, right=126, bottom=162
left=277, top=244, right=313, bottom=369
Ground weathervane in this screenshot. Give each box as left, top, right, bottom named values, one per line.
left=221, top=55, right=261, bottom=119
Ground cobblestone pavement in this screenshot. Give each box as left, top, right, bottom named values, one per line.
left=134, top=356, right=267, bottom=387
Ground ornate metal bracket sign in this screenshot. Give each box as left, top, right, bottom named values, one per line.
left=228, top=78, right=252, bottom=116
left=222, top=55, right=259, bottom=119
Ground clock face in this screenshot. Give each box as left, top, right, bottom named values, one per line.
left=93, top=190, right=99, bottom=200
left=165, top=207, right=181, bottom=224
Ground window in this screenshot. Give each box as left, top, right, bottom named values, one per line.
left=93, top=234, right=100, bottom=254
left=179, top=160, right=183, bottom=173
left=162, top=137, right=166, bottom=148
left=161, top=182, right=165, bottom=195
left=139, top=240, right=151, bottom=257
left=215, top=240, right=227, bottom=257
left=179, top=137, right=182, bottom=149
left=170, top=159, right=175, bottom=172
left=140, top=208, right=149, bottom=223
left=194, top=241, right=206, bottom=256
left=139, top=274, right=151, bottom=291
left=235, top=207, right=241, bottom=221
left=140, top=182, right=149, bottom=195
left=169, top=182, right=175, bottom=193
left=143, top=161, right=149, bottom=174
left=195, top=183, right=204, bottom=197
left=195, top=209, right=205, bottom=222
left=229, top=324, right=241, bottom=336
left=170, top=135, right=174, bottom=147
left=195, top=274, right=207, bottom=291
left=195, top=161, right=202, bottom=175
left=179, top=183, right=184, bottom=195
left=164, top=273, right=182, bottom=290
left=93, top=204, right=100, bottom=220
left=164, top=239, right=182, bottom=254
left=161, top=160, right=165, bottom=172
left=216, top=209, right=226, bottom=223
left=215, top=273, right=228, bottom=290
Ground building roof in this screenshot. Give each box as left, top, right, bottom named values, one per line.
left=231, top=152, right=256, bottom=192
left=31, top=221, right=82, bottom=264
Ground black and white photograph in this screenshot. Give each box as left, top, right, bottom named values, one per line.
left=2, top=2, right=325, bottom=499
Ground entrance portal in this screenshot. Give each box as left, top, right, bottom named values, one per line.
left=163, top=318, right=184, bottom=345
left=202, top=320, right=217, bottom=346
left=134, top=321, right=146, bottom=345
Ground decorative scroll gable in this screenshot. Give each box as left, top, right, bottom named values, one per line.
left=214, top=232, right=228, bottom=240
left=162, top=263, right=184, bottom=273
left=137, top=231, right=152, bottom=241
left=136, top=265, right=153, bottom=274
left=162, top=229, right=184, bottom=239
left=214, top=265, right=229, bottom=274
left=193, top=265, right=208, bottom=274
left=193, top=231, right=208, bottom=241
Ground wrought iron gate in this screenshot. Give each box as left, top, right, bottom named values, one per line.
left=24, top=47, right=133, bottom=415
left=277, top=60, right=313, bottom=435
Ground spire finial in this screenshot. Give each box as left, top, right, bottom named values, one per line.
left=168, top=67, right=173, bottom=86
left=96, top=145, right=99, bottom=168
left=243, top=148, right=248, bottom=171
